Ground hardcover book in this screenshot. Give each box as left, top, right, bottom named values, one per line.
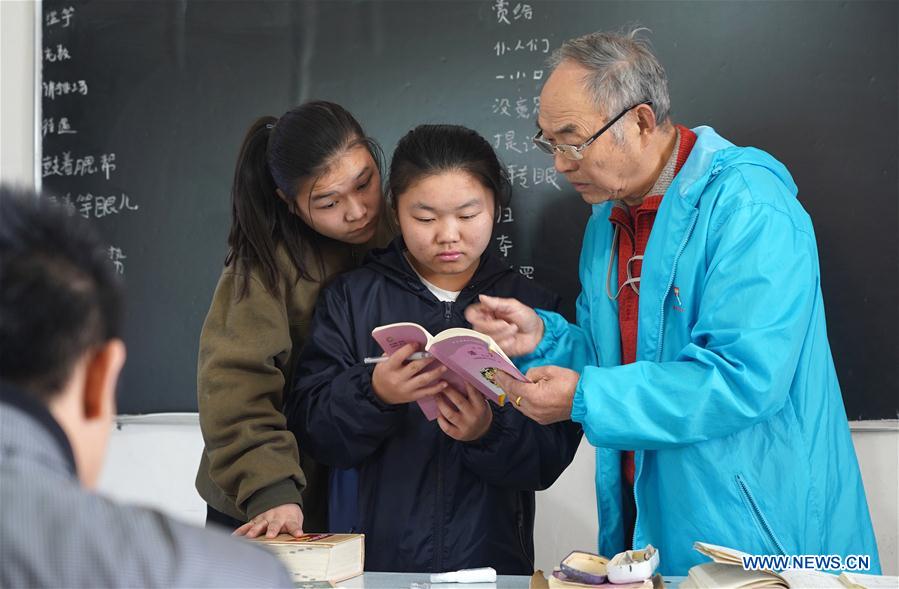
left=252, top=533, right=364, bottom=585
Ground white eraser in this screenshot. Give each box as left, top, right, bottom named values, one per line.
left=430, top=567, right=497, bottom=583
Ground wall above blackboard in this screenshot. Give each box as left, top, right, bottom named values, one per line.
left=39, top=0, right=897, bottom=418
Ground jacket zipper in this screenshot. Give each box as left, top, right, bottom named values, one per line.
left=736, top=474, right=787, bottom=555
left=633, top=210, right=698, bottom=548
left=436, top=301, right=452, bottom=570
left=436, top=435, right=445, bottom=570
left=631, top=474, right=639, bottom=549
left=654, top=210, right=699, bottom=362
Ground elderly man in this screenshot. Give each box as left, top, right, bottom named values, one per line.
left=0, top=186, right=291, bottom=588
left=466, top=30, right=880, bottom=575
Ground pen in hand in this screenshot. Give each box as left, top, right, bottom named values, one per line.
left=363, top=352, right=432, bottom=364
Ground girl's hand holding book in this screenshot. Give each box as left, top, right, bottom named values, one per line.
left=435, top=383, right=493, bottom=442
left=371, top=343, right=448, bottom=405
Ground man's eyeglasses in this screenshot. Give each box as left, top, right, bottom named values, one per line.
left=532, top=101, right=653, bottom=161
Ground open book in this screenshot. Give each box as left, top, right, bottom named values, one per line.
left=371, top=323, right=529, bottom=420
left=680, top=542, right=893, bottom=589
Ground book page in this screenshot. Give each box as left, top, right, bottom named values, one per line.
left=686, top=562, right=787, bottom=589
left=432, top=327, right=515, bottom=364
left=693, top=542, right=754, bottom=566
left=838, top=572, right=899, bottom=589
left=778, top=570, right=844, bottom=589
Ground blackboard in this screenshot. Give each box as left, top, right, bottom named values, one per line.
left=39, top=0, right=897, bottom=419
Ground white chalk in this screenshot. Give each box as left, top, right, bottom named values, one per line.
left=430, top=567, right=497, bottom=584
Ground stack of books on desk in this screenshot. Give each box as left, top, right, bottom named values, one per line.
left=252, top=533, right=364, bottom=585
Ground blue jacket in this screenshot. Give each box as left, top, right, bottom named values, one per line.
left=287, top=239, right=582, bottom=574
left=517, top=127, right=880, bottom=575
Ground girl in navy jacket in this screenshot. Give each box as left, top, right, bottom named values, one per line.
left=286, top=124, right=581, bottom=574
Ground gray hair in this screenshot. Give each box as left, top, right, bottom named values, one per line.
left=547, top=28, right=671, bottom=142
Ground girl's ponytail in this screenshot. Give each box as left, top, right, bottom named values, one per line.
left=226, top=116, right=287, bottom=298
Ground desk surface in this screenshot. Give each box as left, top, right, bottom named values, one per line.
left=340, top=572, right=686, bottom=589
left=338, top=572, right=899, bottom=588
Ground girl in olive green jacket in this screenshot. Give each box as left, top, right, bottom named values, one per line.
left=195, top=101, right=390, bottom=538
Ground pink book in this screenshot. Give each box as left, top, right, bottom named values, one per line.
left=371, top=323, right=530, bottom=421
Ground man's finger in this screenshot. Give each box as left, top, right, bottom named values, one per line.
left=464, top=303, right=493, bottom=323
left=494, top=335, right=525, bottom=355
left=525, top=365, right=554, bottom=382
left=475, top=319, right=519, bottom=340
left=477, top=294, right=523, bottom=317
left=463, top=305, right=504, bottom=330
left=494, top=371, right=527, bottom=397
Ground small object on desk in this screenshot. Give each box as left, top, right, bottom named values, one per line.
left=413, top=583, right=498, bottom=589
left=545, top=546, right=661, bottom=589
left=430, top=567, right=497, bottom=583
left=548, top=570, right=657, bottom=588
left=363, top=352, right=432, bottom=364
left=606, top=545, right=659, bottom=584
left=412, top=583, right=497, bottom=589
left=559, top=551, right=609, bottom=584
left=550, top=569, right=600, bottom=588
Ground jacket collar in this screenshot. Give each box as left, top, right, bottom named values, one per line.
left=0, top=379, right=78, bottom=478
left=364, top=236, right=514, bottom=304
left=674, top=125, right=798, bottom=204
left=590, top=125, right=797, bottom=218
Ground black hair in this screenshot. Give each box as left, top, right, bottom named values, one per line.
left=0, top=185, right=123, bottom=399
left=387, top=124, right=511, bottom=216
left=226, top=100, right=383, bottom=298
